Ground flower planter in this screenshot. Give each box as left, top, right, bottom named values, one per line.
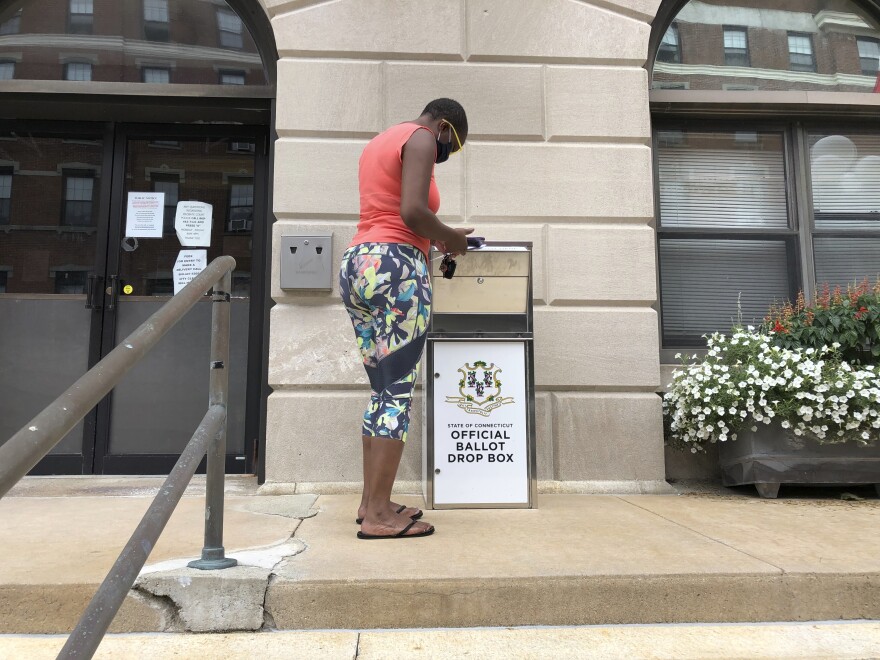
left=718, top=420, right=880, bottom=498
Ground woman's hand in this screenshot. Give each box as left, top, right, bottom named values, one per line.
left=440, top=227, right=474, bottom=256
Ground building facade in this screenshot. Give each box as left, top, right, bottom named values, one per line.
left=0, top=0, right=878, bottom=489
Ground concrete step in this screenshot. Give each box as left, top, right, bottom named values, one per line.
left=2, top=479, right=880, bottom=634
left=3, top=622, right=880, bottom=659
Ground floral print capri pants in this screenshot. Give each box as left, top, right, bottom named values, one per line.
left=339, top=243, right=432, bottom=443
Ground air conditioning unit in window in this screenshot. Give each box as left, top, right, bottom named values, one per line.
left=227, top=207, right=253, bottom=232
left=230, top=142, right=255, bottom=154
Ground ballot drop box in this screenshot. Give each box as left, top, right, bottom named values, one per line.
left=423, top=242, right=537, bottom=509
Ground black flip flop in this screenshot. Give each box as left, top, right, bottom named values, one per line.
left=355, top=505, right=423, bottom=525
left=357, top=521, right=434, bottom=540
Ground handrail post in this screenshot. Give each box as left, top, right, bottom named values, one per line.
left=188, top=270, right=237, bottom=571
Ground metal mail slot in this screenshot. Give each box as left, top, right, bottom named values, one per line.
left=433, top=276, right=528, bottom=314
left=431, top=246, right=531, bottom=315
left=430, top=249, right=530, bottom=278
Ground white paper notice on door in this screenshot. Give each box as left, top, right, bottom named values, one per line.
left=125, top=192, right=164, bottom=238
left=173, top=249, right=208, bottom=295
left=174, top=201, right=213, bottom=247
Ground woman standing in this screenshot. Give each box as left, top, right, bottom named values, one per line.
left=340, top=98, right=472, bottom=539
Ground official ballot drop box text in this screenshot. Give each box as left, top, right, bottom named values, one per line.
left=423, top=243, right=537, bottom=509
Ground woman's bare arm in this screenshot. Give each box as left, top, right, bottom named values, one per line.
left=400, top=129, right=471, bottom=254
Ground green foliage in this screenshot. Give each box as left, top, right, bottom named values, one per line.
left=761, top=279, right=880, bottom=366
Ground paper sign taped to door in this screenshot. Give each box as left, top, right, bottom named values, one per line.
left=173, top=249, right=208, bottom=295
left=125, top=192, right=164, bottom=238
left=175, top=201, right=213, bottom=247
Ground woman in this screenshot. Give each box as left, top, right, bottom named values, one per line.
left=340, top=98, right=472, bottom=539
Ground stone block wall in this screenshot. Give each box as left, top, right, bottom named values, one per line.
left=261, top=0, right=667, bottom=491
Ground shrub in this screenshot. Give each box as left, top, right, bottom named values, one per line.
left=761, top=278, right=880, bottom=366
left=664, top=329, right=880, bottom=453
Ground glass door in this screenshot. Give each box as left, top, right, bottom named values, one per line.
left=93, top=126, right=266, bottom=474
left=0, top=122, right=112, bottom=473
left=0, top=123, right=266, bottom=474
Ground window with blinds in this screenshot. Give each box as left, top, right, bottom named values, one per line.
left=809, top=131, right=880, bottom=288
left=660, top=239, right=792, bottom=341
left=814, top=238, right=880, bottom=287
left=657, top=132, right=788, bottom=229
left=657, top=125, right=880, bottom=349
left=657, top=130, right=794, bottom=345
left=809, top=133, right=880, bottom=227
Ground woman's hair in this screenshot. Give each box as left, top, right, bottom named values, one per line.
left=421, top=98, right=468, bottom=138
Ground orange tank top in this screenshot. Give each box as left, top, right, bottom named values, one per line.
left=350, top=122, right=440, bottom=257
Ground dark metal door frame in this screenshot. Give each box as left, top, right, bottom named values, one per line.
left=93, top=122, right=269, bottom=475
left=0, top=118, right=269, bottom=476
left=0, top=119, right=116, bottom=475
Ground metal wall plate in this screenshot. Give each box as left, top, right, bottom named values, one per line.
left=280, top=235, right=332, bottom=290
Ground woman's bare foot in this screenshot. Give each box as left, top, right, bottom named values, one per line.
left=359, top=504, right=433, bottom=537
left=357, top=501, right=420, bottom=522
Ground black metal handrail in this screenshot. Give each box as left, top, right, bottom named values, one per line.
left=0, top=256, right=240, bottom=659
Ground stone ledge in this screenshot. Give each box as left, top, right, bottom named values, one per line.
left=257, top=480, right=673, bottom=495
left=266, top=573, right=880, bottom=630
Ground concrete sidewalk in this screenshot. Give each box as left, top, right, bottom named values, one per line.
left=1, top=478, right=880, bottom=635
left=4, top=621, right=880, bottom=659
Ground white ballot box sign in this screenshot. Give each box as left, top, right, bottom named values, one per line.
left=431, top=341, right=529, bottom=506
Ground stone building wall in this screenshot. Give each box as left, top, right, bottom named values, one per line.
left=259, top=0, right=667, bottom=492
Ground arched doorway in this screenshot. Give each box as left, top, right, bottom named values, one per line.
left=0, top=0, right=276, bottom=474
left=648, top=0, right=880, bottom=358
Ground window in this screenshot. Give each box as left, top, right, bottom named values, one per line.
left=232, top=272, right=250, bottom=297
left=64, top=62, right=92, bottom=81
left=858, top=37, right=880, bottom=77
left=151, top=174, right=179, bottom=234
left=652, top=0, right=880, bottom=92
left=142, top=66, right=171, bottom=83
left=68, top=0, right=93, bottom=35
left=657, top=24, right=681, bottom=64
left=0, top=168, right=11, bottom=224
left=62, top=170, right=95, bottom=226
left=0, top=9, right=21, bottom=34
left=53, top=270, right=87, bottom=294
left=219, top=70, right=246, bottom=85
left=229, top=141, right=255, bottom=154
left=723, top=27, right=749, bottom=67
left=0, top=271, right=7, bottom=293
left=657, top=126, right=880, bottom=349
left=216, top=8, right=243, bottom=49
left=143, top=0, right=169, bottom=41
left=656, top=130, right=794, bottom=345
left=809, top=132, right=880, bottom=287
left=788, top=32, right=816, bottom=72
left=146, top=276, right=174, bottom=296
left=227, top=178, right=253, bottom=232
left=0, top=0, right=270, bottom=87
